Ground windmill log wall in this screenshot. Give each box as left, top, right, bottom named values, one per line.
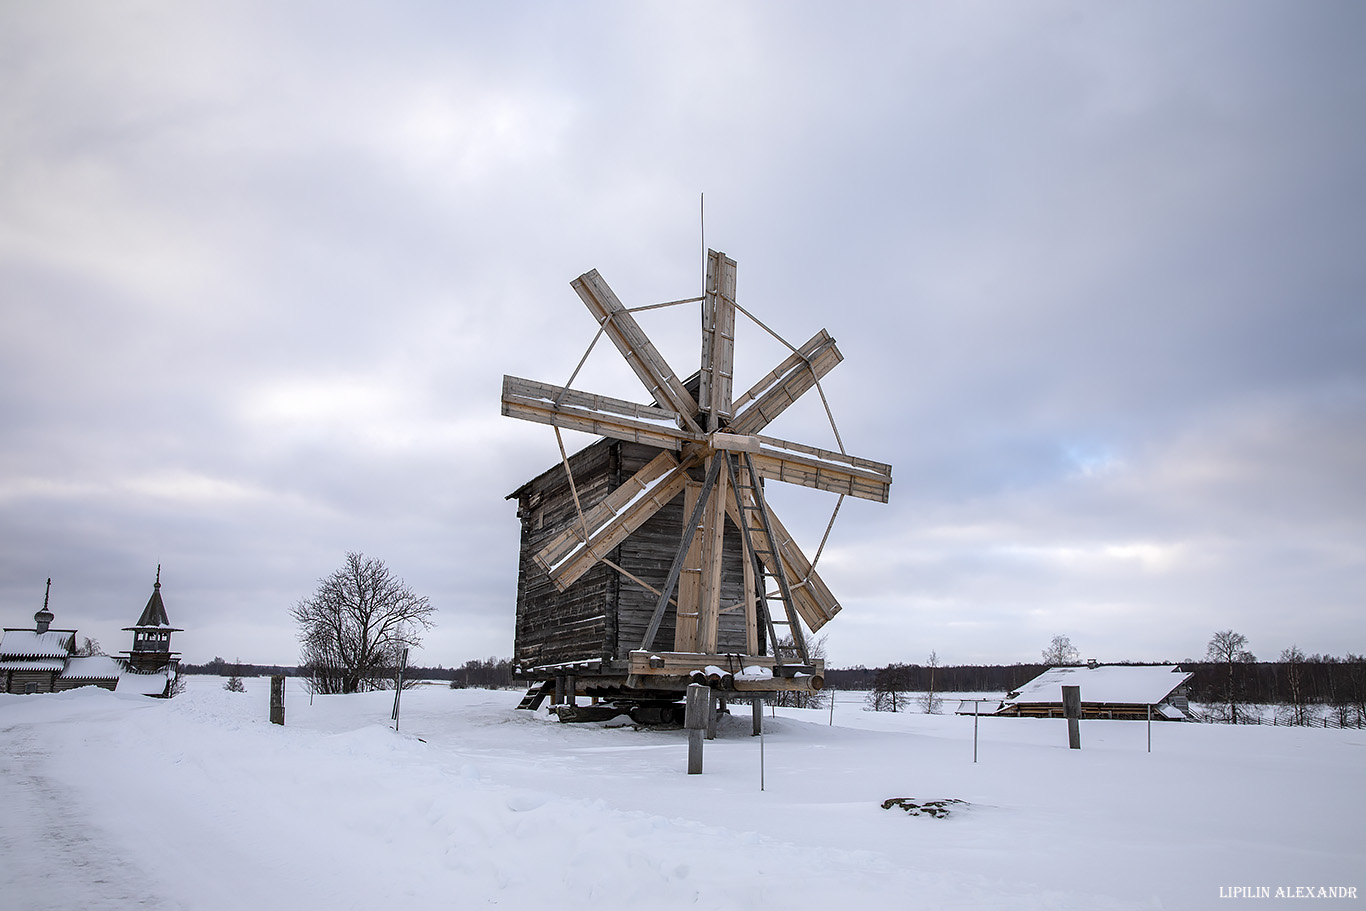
left=510, top=439, right=757, bottom=673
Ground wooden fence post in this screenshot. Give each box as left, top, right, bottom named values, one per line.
left=270, top=675, right=285, bottom=726
left=1062, top=685, right=1080, bottom=749
left=686, top=683, right=710, bottom=774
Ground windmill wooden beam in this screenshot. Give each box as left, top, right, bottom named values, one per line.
left=504, top=250, right=891, bottom=718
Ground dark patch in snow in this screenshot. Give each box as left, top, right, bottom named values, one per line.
left=880, top=797, right=966, bottom=818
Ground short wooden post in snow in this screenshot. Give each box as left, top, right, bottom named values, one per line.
left=270, top=675, right=285, bottom=726
left=686, top=683, right=710, bottom=774
left=1062, top=684, right=1081, bottom=749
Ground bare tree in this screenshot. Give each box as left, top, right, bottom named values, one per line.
left=292, top=552, right=436, bottom=694
left=769, top=634, right=828, bottom=708
left=866, top=663, right=910, bottom=712
left=74, top=636, right=104, bottom=657
left=918, top=650, right=943, bottom=714
left=1278, top=645, right=1309, bottom=725
left=1041, top=635, right=1080, bottom=667
left=168, top=668, right=188, bottom=697
left=1206, top=629, right=1256, bottom=724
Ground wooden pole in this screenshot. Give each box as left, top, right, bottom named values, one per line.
left=1062, top=685, right=1081, bottom=749
left=751, top=694, right=763, bottom=736
left=759, top=700, right=766, bottom=791
left=686, top=683, right=710, bottom=774
left=391, top=646, right=409, bottom=731
left=566, top=673, right=576, bottom=708
left=974, top=699, right=980, bottom=763
left=1147, top=703, right=1152, bottom=753
left=829, top=690, right=835, bottom=726
left=270, top=675, right=285, bottom=726
left=705, top=692, right=718, bottom=740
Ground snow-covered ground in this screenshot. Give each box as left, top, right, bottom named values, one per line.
left=2, top=678, right=1361, bottom=910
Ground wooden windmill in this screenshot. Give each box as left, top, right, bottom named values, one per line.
left=503, top=250, right=891, bottom=717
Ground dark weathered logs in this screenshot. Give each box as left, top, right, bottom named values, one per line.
left=686, top=683, right=710, bottom=774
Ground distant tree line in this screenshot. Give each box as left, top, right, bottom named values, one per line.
left=826, top=663, right=1048, bottom=694
left=180, top=655, right=518, bottom=689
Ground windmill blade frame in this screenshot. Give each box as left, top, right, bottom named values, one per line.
left=503, top=247, right=892, bottom=715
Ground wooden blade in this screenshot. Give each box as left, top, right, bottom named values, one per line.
left=723, top=494, right=841, bottom=632
left=698, top=250, right=737, bottom=430
left=538, top=461, right=692, bottom=591
left=571, top=270, right=702, bottom=432
left=533, top=451, right=682, bottom=574
left=728, top=330, right=842, bottom=436
left=749, top=434, right=892, bottom=503
left=502, top=375, right=698, bottom=452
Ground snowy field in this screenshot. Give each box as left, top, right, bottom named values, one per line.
left=2, top=678, right=1361, bottom=910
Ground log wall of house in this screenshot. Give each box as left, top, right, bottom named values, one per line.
left=5, top=670, right=56, bottom=694
left=53, top=678, right=118, bottom=693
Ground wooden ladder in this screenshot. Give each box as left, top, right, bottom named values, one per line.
left=726, top=452, right=810, bottom=668
left=515, top=680, right=551, bottom=711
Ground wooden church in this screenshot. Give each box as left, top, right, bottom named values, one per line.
left=0, top=570, right=182, bottom=697
left=503, top=251, right=891, bottom=721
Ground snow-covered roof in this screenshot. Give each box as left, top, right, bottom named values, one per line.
left=0, top=657, right=66, bottom=672
left=955, top=699, right=1004, bottom=715
left=60, top=656, right=125, bottom=681
left=116, top=671, right=169, bottom=695
left=1004, top=665, right=1192, bottom=707
left=0, top=629, right=75, bottom=658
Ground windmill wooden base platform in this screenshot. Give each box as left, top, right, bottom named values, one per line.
left=503, top=251, right=890, bottom=721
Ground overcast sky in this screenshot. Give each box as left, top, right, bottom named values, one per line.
left=2, top=2, right=1362, bottom=669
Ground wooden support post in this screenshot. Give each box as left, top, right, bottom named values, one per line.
left=686, top=683, right=710, bottom=774
left=751, top=694, right=763, bottom=736
left=705, top=693, right=719, bottom=740
left=674, top=480, right=702, bottom=652
left=696, top=456, right=729, bottom=654
left=553, top=675, right=565, bottom=706
left=1062, top=685, right=1081, bottom=750
left=270, top=675, right=285, bottom=726
left=566, top=673, right=576, bottom=707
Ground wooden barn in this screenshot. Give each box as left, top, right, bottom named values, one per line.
left=503, top=251, right=892, bottom=721
left=991, top=664, right=1195, bottom=721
